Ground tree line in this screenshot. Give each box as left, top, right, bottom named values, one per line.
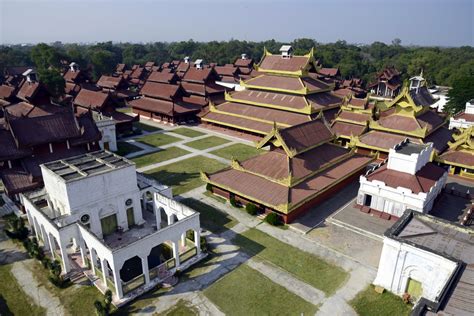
left=1, top=38, right=473, bottom=113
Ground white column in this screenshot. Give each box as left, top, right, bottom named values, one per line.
left=40, top=226, right=49, bottom=250
left=32, top=218, right=40, bottom=240
left=141, top=256, right=150, bottom=285
left=48, top=234, right=56, bottom=259
left=153, top=203, right=161, bottom=230
left=90, top=248, right=97, bottom=275
left=59, top=240, right=71, bottom=273
left=78, top=240, right=87, bottom=268
left=101, top=258, right=109, bottom=286
left=172, top=241, right=180, bottom=268
left=181, top=233, right=186, bottom=247
left=194, top=230, right=201, bottom=255
left=112, top=263, right=124, bottom=298
left=167, top=214, right=174, bottom=226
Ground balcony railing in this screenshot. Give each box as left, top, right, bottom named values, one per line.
left=179, top=247, right=197, bottom=264
left=122, top=275, right=145, bottom=294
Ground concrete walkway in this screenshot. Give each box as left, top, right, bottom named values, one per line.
left=11, top=260, right=66, bottom=316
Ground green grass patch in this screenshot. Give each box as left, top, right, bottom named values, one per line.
left=0, top=264, right=46, bottom=316
left=183, top=136, right=230, bottom=150
left=350, top=285, right=412, bottom=316
left=210, top=143, right=264, bottom=161
left=114, top=286, right=171, bottom=315
left=170, top=128, right=205, bottom=138
left=115, top=141, right=142, bottom=156
left=132, top=147, right=190, bottom=168
left=116, top=107, right=132, bottom=113
left=163, top=299, right=197, bottom=316
left=134, top=122, right=162, bottom=132
left=27, top=260, right=110, bottom=316
left=204, top=264, right=317, bottom=316
left=145, top=156, right=227, bottom=195
left=137, top=133, right=181, bottom=147
left=181, top=198, right=237, bottom=233
left=233, top=228, right=348, bottom=295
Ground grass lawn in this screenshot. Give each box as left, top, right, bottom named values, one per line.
left=350, top=285, right=412, bottom=316
left=233, top=229, right=348, bottom=295
left=134, top=122, right=162, bottom=133
left=115, top=141, right=142, bottom=156
left=145, top=156, right=227, bottom=195
left=210, top=143, right=264, bottom=161
left=180, top=198, right=237, bottom=233
left=0, top=264, right=46, bottom=316
left=27, top=260, right=110, bottom=316
left=137, top=133, right=181, bottom=147
left=170, top=127, right=205, bottom=138
left=162, top=299, right=197, bottom=316
left=132, top=147, right=190, bottom=168
left=116, top=107, right=132, bottom=113
left=183, top=136, right=230, bottom=150
left=204, top=264, right=317, bottom=316
left=114, top=286, right=171, bottom=315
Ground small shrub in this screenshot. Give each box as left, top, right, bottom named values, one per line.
left=200, top=236, right=208, bottom=252
left=245, top=203, right=258, bottom=216
left=4, top=215, right=29, bottom=240
left=205, top=183, right=212, bottom=192
left=264, top=212, right=280, bottom=226
left=229, top=196, right=238, bottom=207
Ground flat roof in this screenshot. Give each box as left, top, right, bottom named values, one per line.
left=42, top=150, right=133, bottom=182
left=394, top=140, right=429, bottom=155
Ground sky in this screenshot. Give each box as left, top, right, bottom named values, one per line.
left=0, top=0, right=472, bottom=46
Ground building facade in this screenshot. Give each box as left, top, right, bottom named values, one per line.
left=22, top=151, right=204, bottom=305
left=449, top=99, right=474, bottom=130
left=357, top=140, right=447, bottom=219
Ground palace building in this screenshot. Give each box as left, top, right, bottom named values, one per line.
left=356, top=140, right=447, bottom=220
left=348, top=86, right=453, bottom=159
left=202, top=117, right=374, bottom=223
left=22, top=150, right=205, bottom=305
left=368, top=66, right=402, bottom=98
left=436, top=127, right=474, bottom=179
left=200, top=46, right=343, bottom=138
left=330, top=95, right=375, bottom=145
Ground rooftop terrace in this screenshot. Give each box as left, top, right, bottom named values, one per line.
left=42, top=150, right=133, bottom=182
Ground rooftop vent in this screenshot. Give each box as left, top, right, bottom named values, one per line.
left=195, top=59, right=203, bottom=69
left=184, top=56, right=190, bottom=64
left=22, top=68, right=37, bottom=83
left=241, top=53, right=248, bottom=60
left=279, top=45, right=293, bottom=59
left=69, top=62, right=79, bottom=72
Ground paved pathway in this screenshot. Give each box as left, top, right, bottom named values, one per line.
left=11, top=260, right=66, bottom=316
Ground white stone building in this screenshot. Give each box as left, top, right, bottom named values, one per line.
left=374, top=211, right=474, bottom=315
left=94, top=113, right=118, bottom=152
left=21, top=150, right=204, bottom=305
left=449, top=99, right=474, bottom=130
left=356, top=140, right=447, bottom=219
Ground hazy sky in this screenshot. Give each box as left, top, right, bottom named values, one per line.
left=1, top=0, right=472, bottom=46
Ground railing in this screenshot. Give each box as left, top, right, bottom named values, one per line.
left=149, top=260, right=173, bottom=280
left=179, top=247, right=197, bottom=264
left=165, top=258, right=176, bottom=270
left=122, top=275, right=145, bottom=294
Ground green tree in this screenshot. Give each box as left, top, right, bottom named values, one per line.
left=39, top=68, right=65, bottom=98
left=444, top=76, right=474, bottom=114
left=90, top=49, right=116, bottom=80
left=30, top=43, right=62, bottom=70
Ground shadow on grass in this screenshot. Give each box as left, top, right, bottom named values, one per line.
left=180, top=198, right=235, bottom=234
left=0, top=295, right=13, bottom=316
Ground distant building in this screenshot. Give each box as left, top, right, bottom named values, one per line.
left=436, top=127, right=474, bottom=179
left=368, top=66, right=402, bottom=98
left=349, top=87, right=453, bottom=159
left=22, top=150, right=204, bottom=304
left=449, top=99, right=474, bottom=129
left=374, top=211, right=474, bottom=315
left=356, top=140, right=447, bottom=220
